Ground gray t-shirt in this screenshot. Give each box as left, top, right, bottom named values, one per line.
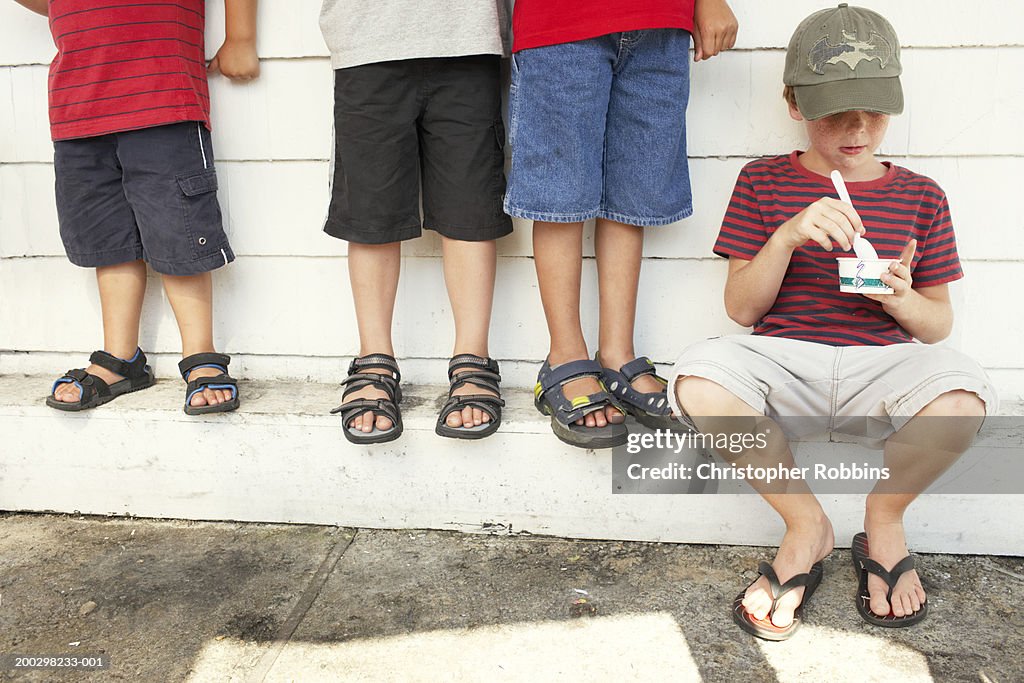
left=320, top=0, right=511, bottom=70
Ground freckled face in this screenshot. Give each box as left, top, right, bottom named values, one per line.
left=792, top=105, right=890, bottom=180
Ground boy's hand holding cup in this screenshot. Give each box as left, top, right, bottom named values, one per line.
left=859, top=239, right=917, bottom=309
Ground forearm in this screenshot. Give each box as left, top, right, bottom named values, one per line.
left=223, top=0, right=257, bottom=43
left=724, top=235, right=795, bottom=327
left=13, top=0, right=48, bottom=16
left=883, top=291, right=953, bottom=344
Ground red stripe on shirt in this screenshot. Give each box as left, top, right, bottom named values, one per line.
left=48, top=0, right=209, bottom=141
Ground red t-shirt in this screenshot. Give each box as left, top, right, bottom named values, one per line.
left=715, top=153, right=962, bottom=346
left=513, top=0, right=695, bottom=52
left=48, top=0, right=211, bottom=141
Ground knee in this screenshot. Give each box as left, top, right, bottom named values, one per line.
left=675, top=376, right=741, bottom=416
left=920, top=390, right=987, bottom=418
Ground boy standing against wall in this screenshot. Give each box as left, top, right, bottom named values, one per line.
left=506, top=0, right=738, bottom=449
left=319, top=1, right=512, bottom=444
left=15, top=0, right=259, bottom=414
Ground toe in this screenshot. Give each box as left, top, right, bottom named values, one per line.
left=376, top=414, right=393, bottom=432
left=472, top=407, right=483, bottom=426
left=606, top=406, right=625, bottom=424
left=446, top=410, right=463, bottom=428
left=868, top=579, right=891, bottom=617
left=191, top=390, right=209, bottom=407
left=461, top=406, right=474, bottom=427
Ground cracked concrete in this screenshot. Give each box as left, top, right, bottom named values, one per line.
left=1, top=513, right=1022, bottom=682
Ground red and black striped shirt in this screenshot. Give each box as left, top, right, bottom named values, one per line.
left=47, top=0, right=210, bottom=141
left=715, top=152, right=962, bottom=346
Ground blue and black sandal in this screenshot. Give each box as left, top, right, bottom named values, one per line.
left=47, top=348, right=156, bottom=411
left=436, top=354, right=505, bottom=440
left=599, top=356, right=676, bottom=429
left=179, top=352, right=240, bottom=416
left=535, top=359, right=628, bottom=449
left=331, top=353, right=403, bottom=445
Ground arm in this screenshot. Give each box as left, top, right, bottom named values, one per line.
left=692, top=0, right=737, bottom=61
left=724, top=198, right=863, bottom=326
left=861, top=240, right=954, bottom=343
left=13, top=0, right=48, bottom=16
left=208, top=0, right=259, bottom=80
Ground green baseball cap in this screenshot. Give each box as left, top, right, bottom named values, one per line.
left=784, top=3, right=903, bottom=120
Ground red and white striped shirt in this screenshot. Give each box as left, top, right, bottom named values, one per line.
left=47, top=0, right=210, bottom=141
left=715, top=152, right=962, bottom=346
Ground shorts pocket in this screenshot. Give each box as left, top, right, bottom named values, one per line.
left=176, top=170, right=224, bottom=258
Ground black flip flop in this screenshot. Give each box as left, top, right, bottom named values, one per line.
left=852, top=532, right=928, bottom=627
left=732, top=560, right=824, bottom=641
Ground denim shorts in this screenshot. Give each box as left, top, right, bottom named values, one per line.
left=668, top=335, right=999, bottom=448
left=504, top=29, right=692, bottom=227
left=53, top=121, right=234, bottom=276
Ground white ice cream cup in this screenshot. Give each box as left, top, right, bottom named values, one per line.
left=835, top=257, right=898, bottom=294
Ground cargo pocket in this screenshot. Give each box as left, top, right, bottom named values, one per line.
left=176, top=170, right=224, bottom=259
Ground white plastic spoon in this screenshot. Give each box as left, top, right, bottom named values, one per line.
left=830, top=170, right=879, bottom=260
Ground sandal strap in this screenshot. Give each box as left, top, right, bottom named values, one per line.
left=601, top=357, right=671, bottom=418
left=537, top=359, right=623, bottom=427
left=448, top=354, right=500, bottom=379
left=186, top=374, right=237, bottom=396
left=331, top=397, right=401, bottom=425
left=179, top=352, right=231, bottom=379
left=54, top=368, right=111, bottom=402
left=90, top=348, right=147, bottom=378
left=448, top=370, right=501, bottom=395
left=349, top=353, right=401, bottom=382
left=538, top=358, right=603, bottom=391
left=340, top=372, right=399, bottom=400
left=859, top=555, right=916, bottom=602
left=619, top=356, right=665, bottom=384
left=757, top=561, right=815, bottom=619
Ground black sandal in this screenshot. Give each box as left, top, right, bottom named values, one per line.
left=435, top=354, right=505, bottom=440
left=331, top=354, right=403, bottom=444
left=179, top=352, right=240, bottom=415
left=46, top=348, right=156, bottom=411
left=852, top=532, right=928, bottom=627
left=732, top=560, right=824, bottom=641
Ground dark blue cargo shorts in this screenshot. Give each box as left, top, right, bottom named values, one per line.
left=53, top=121, right=235, bottom=275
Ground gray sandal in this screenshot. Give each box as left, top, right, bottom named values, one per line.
left=331, top=354, right=403, bottom=444
left=534, top=359, right=628, bottom=449
left=436, top=354, right=504, bottom=440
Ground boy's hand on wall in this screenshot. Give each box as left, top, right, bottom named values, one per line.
left=208, top=39, right=260, bottom=81
left=693, top=0, right=738, bottom=61
left=774, top=197, right=864, bottom=253
left=863, top=239, right=917, bottom=310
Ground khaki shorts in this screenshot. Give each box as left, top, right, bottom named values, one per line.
left=667, top=335, right=998, bottom=447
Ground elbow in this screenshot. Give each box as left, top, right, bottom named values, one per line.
left=725, top=302, right=759, bottom=328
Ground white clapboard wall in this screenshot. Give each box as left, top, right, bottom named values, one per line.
left=2, top=1, right=1023, bottom=396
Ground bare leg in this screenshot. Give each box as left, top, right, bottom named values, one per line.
left=676, top=376, right=834, bottom=628
left=162, top=271, right=231, bottom=408
left=594, top=218, right=662, bottom=395
left=441, top=236, right=497, bottom=428
left=862, top=390, right=986, bottom=618
left=345, top=241, right=401, bottom=432
left=533, top=220, right=621, bottom=427
left=53, top=261, right=147, bottom=402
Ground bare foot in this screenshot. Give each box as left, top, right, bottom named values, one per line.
left=445, top=366, right=496, bottom=429
left=862, top=513, right=926, bottom=618
left=52, top=363, right=123, bottom=403
left=184, top=366, right=234, bottom=408
left=742, top=514, right=834, bottom=628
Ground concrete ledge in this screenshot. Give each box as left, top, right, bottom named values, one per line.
left=2, top=375, right=1022, bottom=555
